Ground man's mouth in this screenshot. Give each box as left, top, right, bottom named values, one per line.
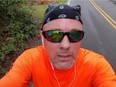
left=58, top=55, right=70, bottom=57
left=58, top=55, right=71, bottom=61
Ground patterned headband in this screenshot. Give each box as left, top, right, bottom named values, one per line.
left=42, top=4, right=83, bottom=27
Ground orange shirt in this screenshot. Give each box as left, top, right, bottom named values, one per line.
left=0, top=46, right=116, bottom=87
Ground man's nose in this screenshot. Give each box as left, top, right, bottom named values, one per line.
left=59, top=36, right=70, bottom=49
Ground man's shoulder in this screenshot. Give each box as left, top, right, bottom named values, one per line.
left=78, top=48, right=112, bottom=71
left=13, top=46, right=47, bottom=67
left=18, top=46, right=46, bottom=60
left=24, top=46, right=45, bottom=55
left=79, top=48, right=104, bottom=59
left=78, top=48, right=105, bottom=65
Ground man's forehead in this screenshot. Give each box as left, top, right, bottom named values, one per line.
left=43, top=19, right=83, bottom=31
left=44, top=18, right=81, bottom=25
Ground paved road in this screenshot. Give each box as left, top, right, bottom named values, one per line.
left=67, top=0, right=116, bottom=72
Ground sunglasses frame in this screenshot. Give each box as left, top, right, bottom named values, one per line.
left=42, top=30, right=84, bottom=43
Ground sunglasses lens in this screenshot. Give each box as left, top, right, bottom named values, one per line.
left=69, top=31, right=84, bottom=42
left=43, top=30, right=63, bottom=42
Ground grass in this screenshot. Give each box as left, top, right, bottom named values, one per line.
left=56, top=0, right=67, bottom=4
left=31, top=0, right=67, bottom=20
left=32, top=5, right=48, bottom=20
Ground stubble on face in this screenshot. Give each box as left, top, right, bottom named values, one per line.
left=51, top=49, right=76, bottom=70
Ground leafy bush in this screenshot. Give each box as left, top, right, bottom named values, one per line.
left=0, top=0, right=40, bottom=61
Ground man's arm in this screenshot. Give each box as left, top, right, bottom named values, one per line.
left=92, top=57, right=116, bottom=87
left=0, top=50, right=32, bottom=87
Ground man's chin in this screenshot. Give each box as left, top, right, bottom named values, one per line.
left=54, top=62, right=73, bottom=70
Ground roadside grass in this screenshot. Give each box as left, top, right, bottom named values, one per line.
left=32, top=5, right=48, bottom=20
left=56, top=0, right=67, bottom=4
left=32, top=0, right=67, bottom=20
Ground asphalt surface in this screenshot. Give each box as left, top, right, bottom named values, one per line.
left=67, top=0, right=116, bottom=72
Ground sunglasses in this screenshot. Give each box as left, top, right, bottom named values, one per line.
left=42, top=30, right=84, bottom=43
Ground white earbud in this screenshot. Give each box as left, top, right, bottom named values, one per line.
left=51, top=63, right=54, bottom=70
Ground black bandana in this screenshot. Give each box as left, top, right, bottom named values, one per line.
left=42, top=4, right=83, bottom=26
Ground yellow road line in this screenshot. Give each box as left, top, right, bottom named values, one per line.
left=92, top=0, right=116, bottom=24
left=89, top=0, right=116, bottom=29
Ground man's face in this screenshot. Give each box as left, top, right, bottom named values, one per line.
left=41, top=19, right=83, bottom=70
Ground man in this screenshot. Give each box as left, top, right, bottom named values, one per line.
left=0, top=4, right=116, bottom=87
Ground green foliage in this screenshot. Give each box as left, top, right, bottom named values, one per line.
left=0, top=0, right=40, bottom=61
left=56, top=0, right=67, bottom=4
left=0, top=44, right=16, bottom=61
left=32, top=5, right=48, bottom=20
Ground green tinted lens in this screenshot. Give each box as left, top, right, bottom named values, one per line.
left=69, top=31, right=81, bottom=41
left=48, top=30, right=63, bottom=42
